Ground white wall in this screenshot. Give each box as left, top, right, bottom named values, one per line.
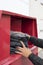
left=29, top=0, right=43, bottom=39
left=0, top=0, right=29, bottom=16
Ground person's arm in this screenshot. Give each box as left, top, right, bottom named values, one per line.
left=29, top=53, right=43, bottom=65
left=29, top=36, right=43, bottom=48
left=25, top=33, right=43, bottom=48
left=16, top=41, right=43, bottom=65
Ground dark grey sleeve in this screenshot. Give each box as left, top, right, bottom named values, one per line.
left=29, top=36, right=43, bottom=48
left=28, top=53, right=43, bottom=65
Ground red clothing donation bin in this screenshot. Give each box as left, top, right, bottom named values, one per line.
left=0, top=10, right=38, bottom=65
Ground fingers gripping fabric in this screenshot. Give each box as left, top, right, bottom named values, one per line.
left=10, top=31, right=29, bottom=54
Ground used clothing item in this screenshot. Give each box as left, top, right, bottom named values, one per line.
left=10, top=31, right=29, bottom=37
left=10, top=31, right=29, bottom=54
left=10, top=38, right=28, bottom=47
left=10, top=47, right=17, bottom=54
left=28, top=36, right=43, bottom=65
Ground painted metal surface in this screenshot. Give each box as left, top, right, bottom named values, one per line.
left=0, top=10, right=38, bottom=65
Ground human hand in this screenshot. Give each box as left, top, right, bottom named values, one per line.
left=15, top=41, right=32, bottom=58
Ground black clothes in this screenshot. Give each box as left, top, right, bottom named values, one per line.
left=28, top=36, right=43, bottom=65
left=10, top=31, right=29, bottom=54
left=29, top=53, right=43, bottom=65
left=29, top=36, right=43, bottom=48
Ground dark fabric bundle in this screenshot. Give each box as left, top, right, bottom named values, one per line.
left=10, top=31, right=29, bottom=54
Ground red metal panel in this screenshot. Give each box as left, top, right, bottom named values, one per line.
left=11, top=17, right=22, bottom=31
left=0, top=10, right=38, bottom=65
left=0, top=14, right=10, bottom=61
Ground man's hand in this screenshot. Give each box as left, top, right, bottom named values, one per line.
left=15, top=41, right=32, bottom=58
